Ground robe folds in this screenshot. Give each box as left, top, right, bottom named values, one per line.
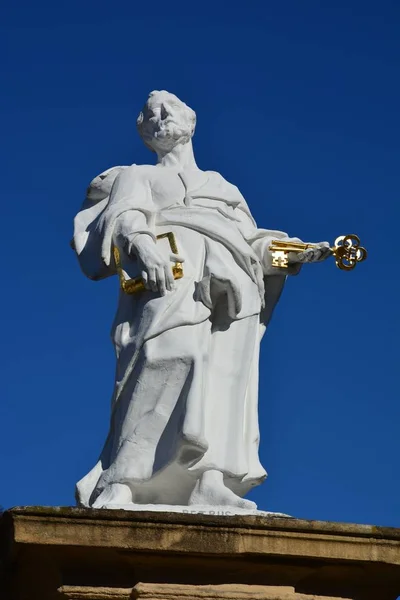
left=74, top=164, right=292, bottom=507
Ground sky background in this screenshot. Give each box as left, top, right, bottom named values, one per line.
left=1, top=0, right=399, bottom=528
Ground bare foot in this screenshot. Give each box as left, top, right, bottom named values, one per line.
left=92, top=483, right=132, bottom=508
left=189, top=470, right=257, bottom=510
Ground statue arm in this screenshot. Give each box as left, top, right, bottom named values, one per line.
left=235, top=205, right=302, bottom=276
left=73, top=166, right=156, bottom=280
left=97, top=167, right=182, bottom=295
left=236, top=205, right=331, bottom=274
left=96, top=166, right=156, bottom=268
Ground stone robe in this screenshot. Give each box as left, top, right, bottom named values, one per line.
left=73, top=164, right=292, bottom=507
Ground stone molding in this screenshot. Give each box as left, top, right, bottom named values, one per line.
left=6, top=507, right=400, bottom=566
left=58, top=583, right=352, bottom=600
left=132, top=582, right=352, bottom=600
left=1, top=508, right=400, bottom=600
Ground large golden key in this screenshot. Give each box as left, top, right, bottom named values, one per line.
left=269, top=234, right=367, bottom=271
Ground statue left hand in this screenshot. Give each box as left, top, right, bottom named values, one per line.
left=290, top=241, right=331, bottom=264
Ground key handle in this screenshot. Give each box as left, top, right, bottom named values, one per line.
left=333, top=234, right=367, bottom=271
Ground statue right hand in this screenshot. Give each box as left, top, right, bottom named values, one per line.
left=130, top=234, right=184, bottom=296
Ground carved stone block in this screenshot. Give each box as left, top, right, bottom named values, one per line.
left=132, top=582, right=352, bottom=600
left=1, top=508, right=399, bottom=600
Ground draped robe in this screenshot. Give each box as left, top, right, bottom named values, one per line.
left=73, top=164, right=294, bottom=507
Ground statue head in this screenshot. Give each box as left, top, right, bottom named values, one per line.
left=137, top=90, right=196, bottom=153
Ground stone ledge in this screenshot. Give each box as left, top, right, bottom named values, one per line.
left=57, top=582, right=352, bottom=600
left=132, top=582, right=352, bottom=600
left=1, top=507, right=400, bottom=600
left=6, top=506, right=400, bottom=539
left=3, top=506, right=400, bottom=566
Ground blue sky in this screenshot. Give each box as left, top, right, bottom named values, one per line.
left=1, top=0, right=399, bottom=527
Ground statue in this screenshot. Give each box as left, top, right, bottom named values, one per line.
left=72, top=90, right=360, bottom=513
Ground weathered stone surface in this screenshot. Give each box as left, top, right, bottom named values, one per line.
left=56, top=582, right=352, bottom=600
left=132, top=582, right=352, bottom=599
left=1, top=507, right=400, bottom=600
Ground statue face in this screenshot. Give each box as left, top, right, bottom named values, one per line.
left=137, top=91, right=196, bottom=153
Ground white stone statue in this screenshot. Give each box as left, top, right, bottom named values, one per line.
left=73, top=90, right=330, bottom=513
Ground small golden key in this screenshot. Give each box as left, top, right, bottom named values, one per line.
left=269, top=234, right=367, bottom=271
left=113, top=232, right=184, bottom=294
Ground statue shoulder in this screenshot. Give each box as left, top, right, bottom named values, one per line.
left=206, top=170, right=252, bottom=214
left=206, top=170, right=244, bottom=197
left=86, top=165, right=129, bottom=203
left=86, top=164, right=158, bottom=203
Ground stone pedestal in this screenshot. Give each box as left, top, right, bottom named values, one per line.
left=1, top=507, right=400, bottom=600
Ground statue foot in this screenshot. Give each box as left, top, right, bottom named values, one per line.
left=189, top=470, right=257, bottom=510
left=92, top=483, right=132, bottom=508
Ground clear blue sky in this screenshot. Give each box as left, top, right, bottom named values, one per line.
left=1, top=0, right=399, bottom=527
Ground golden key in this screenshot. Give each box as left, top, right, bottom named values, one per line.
left=113, top=232, right=184, bottom=294
left=269, top=234, right=367, bottom=271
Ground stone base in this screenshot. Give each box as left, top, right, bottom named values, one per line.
left=94, top=503, right=290, bottom=517
left=1, top=507, right=400, bottom=600
left=58, top=583, right=351, bottom=599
